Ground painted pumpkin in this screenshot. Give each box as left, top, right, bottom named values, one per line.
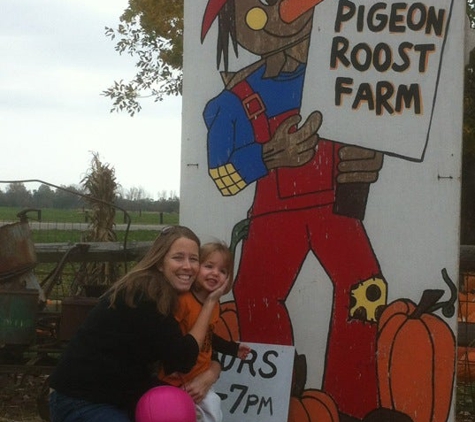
left=288, top=389, right=339, bottom=422
left=214, top=301, right=240, bottom=342
left=377, top=290, right=456, bottom=422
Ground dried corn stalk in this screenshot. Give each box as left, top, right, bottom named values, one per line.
left=78, top=153, right=120, bottom=291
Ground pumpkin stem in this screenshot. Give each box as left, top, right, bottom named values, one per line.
left=410, top=289, right=444, bottom=319
left=427, top=268, right=457, bottom=318
left=230, top=218, right=250, bottom=258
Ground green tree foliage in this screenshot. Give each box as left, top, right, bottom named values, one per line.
left=0, top=183, right=179, bottom=213
left=468, top=0, right=475, bottom=23
left=102, top=0, right=183, bottom=116
left=50, top=185, right=84, bottom=209
left=33, top=184, right=55, bottom=209
left=6, top=182, right=31, bottom=207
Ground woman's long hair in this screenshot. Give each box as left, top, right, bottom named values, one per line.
left=108, top=226, right=201, bottom=315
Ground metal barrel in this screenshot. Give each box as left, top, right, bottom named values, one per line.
left=0, top=222, right=37, bottom=281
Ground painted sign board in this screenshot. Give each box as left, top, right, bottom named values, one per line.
left=214, top=342, right=295, bottom=422
left=181, top=1, right=464, bottom=421
left=302, top=0, right=455, bottom=160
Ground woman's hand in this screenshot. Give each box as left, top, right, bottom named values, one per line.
left=183, top=361, right=221, bottom=403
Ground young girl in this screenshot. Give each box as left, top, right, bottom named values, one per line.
left=160, top=242, right=251, bottom=422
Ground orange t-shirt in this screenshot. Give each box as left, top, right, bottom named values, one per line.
left=159, top=292, right=220, bottom=386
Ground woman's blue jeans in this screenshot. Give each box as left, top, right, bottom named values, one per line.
left=49, top=390, right=131, bottom=422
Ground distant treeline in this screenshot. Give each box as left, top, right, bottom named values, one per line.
left=0, top=182, right=179, bottom=213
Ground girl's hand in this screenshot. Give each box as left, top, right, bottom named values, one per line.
left=205, top=277, right=228, bottom=303
left=237, top=344, right=252, bottom=360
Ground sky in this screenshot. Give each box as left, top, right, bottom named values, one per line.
left=1, top=0, right=182, bottom=199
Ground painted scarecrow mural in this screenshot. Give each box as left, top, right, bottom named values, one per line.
left=181, top=1, right=464, bottom=421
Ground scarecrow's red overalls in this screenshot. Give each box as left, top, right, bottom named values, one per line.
left=202, top=0, right=387, bottom=418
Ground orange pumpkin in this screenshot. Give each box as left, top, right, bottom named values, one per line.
left=214, top=301, right=240, bottom=342
left=377, top=290, right=456, bottom=422
left=288, top=389, right=339, bottom=422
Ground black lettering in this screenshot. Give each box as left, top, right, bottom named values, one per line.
left=389, top=3, right=407, bottom=33
left=229, top=384, right=247, bottom=414
left=330, top=36, right=351, bottom=69
left=258, top=350, right=278, bottom=378
left=396, top=84, right=422, bottom=114
left=407, top=3, right=426, bottom=32
left=392, top=42, right=413, bottom=72
left=376, top=81, right=394, bottom=115
left=352, top=83, right=375, bottom=111
left=220, top=354, right=237, bottom=371
left=367, top=3, right=387, bottom=32
left=351, top=43, right=372, bottom=71
left=258, top=396, right=273, bottom=415
left=414, top=44, right=436, bottom=72
left=426, top=6, right=446, bottom=36
left=357, top=4, right=365, bottom=32
left=373, top=43, right=392, bottom=72
left=334, top=0, right=446, bottom=37
left=334, top=80, right=421, bottom=115
left=335, top=0, right=356, bottom=32
left=335, top=77, right=354, bottom=106
left=244, top=395, right=259, bottom=413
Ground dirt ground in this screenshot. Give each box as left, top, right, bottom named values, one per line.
left=0, top=373, right=47, bottom=422
left=1, top=372, right=475, bottom=422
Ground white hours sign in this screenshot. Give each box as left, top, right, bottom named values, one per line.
left=214, top=342, right=295, bottom=422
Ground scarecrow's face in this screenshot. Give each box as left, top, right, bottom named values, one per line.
left=234, top=0, right=314, bottom=56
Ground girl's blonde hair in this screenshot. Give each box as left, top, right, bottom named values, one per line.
left=200, top=242, right=234, bottom=293
left=108, top=226, right=200, bottom=315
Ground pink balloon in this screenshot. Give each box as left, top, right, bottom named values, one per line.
left=135, top=386, right=196, bottom=422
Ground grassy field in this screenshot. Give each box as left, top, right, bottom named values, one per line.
left=0, top=207, right=179, bottom=243
left=0, top=206, right=178, bottom=226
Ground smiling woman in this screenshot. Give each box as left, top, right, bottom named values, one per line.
left=158, top=236, right=200, bottom=293
left=48, top=225, right=227, bottom=422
